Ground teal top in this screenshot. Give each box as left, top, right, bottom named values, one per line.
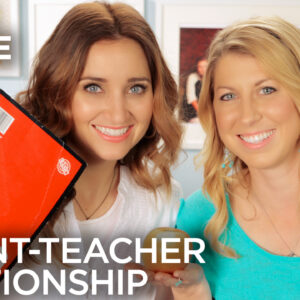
left=176, top=190, right=300, bottom=300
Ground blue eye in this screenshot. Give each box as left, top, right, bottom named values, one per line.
left=129, top=85, right=146, bottom=94
left=84, top=84, right=102, bottom=93
left=260, top=87, right=276, bottom=95
left=220, top=93, right=235, bottom=101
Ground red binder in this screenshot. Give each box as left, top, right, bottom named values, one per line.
left=0, top=89, right=86, bottom=280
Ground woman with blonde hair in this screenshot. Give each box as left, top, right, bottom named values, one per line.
left=3, top=1, right=183, bottom=299
left=156, top=16, right=300, bottom=299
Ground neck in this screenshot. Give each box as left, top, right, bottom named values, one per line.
left=75, top=160, right=119, bottom=207
left=248, top=156, right=300, bottom=210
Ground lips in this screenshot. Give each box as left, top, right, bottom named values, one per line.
left=239, top=129, right=275, bottom=144
left=93, top=124, right=134, bottom=143
left=94, top=125, right=130, bottom=137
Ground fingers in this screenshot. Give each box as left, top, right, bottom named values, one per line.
left=124, top=262, right=145, bottom=271
left=124, top=262, right=206, bottom=289
left=173, top=263, right=205, bottom=286
left=125, top=263, right=182, bottom=287
left=124, top=262, right=155, bottom=281
left=154, top=271, right=181, bottom=287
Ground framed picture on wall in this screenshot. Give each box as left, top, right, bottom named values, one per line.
left=0, top=0, right=20, bottom=77
left=152, top=0, right=300, bottom=149
left=179, top=27, right=220, bottom=124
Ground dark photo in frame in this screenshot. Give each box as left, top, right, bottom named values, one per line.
left=179, top=27, right=220, bottom=123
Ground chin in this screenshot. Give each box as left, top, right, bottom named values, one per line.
left=98, top=150, right=130, bottom=162
left=243, top=156, right=279, bottom=170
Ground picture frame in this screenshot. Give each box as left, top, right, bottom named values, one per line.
left=178, top=26, right=220, bottom=123
left=0, top=0, right=20, bottom=77
left=151, top=0, right=300, bottom=149
left=28, top=0, right=145, bottom=67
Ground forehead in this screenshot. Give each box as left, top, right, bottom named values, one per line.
left=213, top=52, right=267, bottom=83
left=83, top=38, right=150, bottom=77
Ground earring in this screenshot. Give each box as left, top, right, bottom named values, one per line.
left=222, top=148, right=234, bottom=169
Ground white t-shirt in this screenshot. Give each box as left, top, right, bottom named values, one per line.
left=2, top=166, right=182, bottom=299
left=186, top=72, right=201, bottom=104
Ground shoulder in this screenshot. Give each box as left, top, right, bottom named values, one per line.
left=180, top=190, right=215, bottom=213
left=118, top=165, right=145, bottom=196
left=176, top=190, right=215, bottom=238
left=153, top=178, right=182, bottom=227
left=119, top=166, right=181, bottom=226
left=160, top=177, right=183, bottom=202
left=156, top=177, right=182, bottom=211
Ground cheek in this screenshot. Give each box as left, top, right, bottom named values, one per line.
left=135, top=99, right=153, bottom=124
left=214, top=106, right=237, bottom=135
left=71, top=97, right=95, bottom=125
left=265, top=101, right=297, bottom=123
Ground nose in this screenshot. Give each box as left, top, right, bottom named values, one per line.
left=239, top=95, right=262, bottom=125
left=105, top=92, right=130, bottom=123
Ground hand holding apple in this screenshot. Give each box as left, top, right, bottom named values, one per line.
left=142, top=227, right=191, bottom=273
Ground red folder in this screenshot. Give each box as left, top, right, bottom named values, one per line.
left=0, top=89, right=86, bottom=280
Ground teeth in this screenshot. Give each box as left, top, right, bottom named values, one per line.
left=240, top=130, right=274, bottom=144
left=95, top=126, right=129, bottom=136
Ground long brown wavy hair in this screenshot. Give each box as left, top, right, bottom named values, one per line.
left=196, top=16, right=300, bottom=257
left=18, top=1, right=182, bottom=263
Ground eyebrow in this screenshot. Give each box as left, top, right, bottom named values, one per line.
left=128, top=77, right=151, bottom=83
left=215, top=78, right=272, bottom=90
left=79, top=77, right=106, bottom=82
left=79, top=76, right=151, bottom=83
left=254, top=78, right=271, bottom=86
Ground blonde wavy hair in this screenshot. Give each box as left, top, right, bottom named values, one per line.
left=196, top=16, right=300, bottom=257
left=18, top=1, right=182, bottom=264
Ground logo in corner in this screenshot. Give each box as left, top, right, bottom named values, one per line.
left=57, top=158, right=71, bottom=175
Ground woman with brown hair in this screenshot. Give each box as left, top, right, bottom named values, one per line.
left=166, top=16, right=300, bottom=299
left=7, top=1, right=183, bottom=299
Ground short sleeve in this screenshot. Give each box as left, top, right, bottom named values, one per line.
left=176, top=190, right=215, bottom=240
